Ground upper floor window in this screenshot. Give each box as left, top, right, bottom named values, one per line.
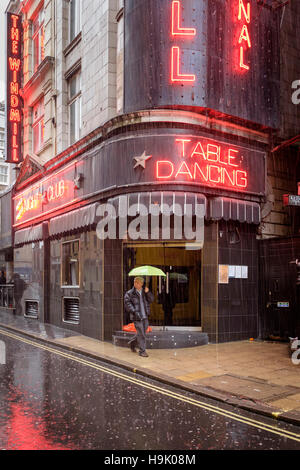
left=68, top=70, right=82, bottom=145
left=32, top=8, right=45, bottom=73
left=0, top=166, right=8, bottom=185
left=32, top=98, right=45, bottom=154
left=0, top=131, right=5, bottom=152
left=69, top=0, right=82, bottom=43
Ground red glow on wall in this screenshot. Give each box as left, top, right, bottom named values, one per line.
left=170, top=1, right=197, bottom=84
left=6, top=13, right=22, bottom=163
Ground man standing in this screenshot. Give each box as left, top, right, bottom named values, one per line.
left=124, top=277, right=154, bottom=357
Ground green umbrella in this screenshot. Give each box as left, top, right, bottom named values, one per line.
left=128, top=265, right=166, bottom=277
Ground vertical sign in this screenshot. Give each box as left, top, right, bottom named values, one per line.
left=171, top=0, right=196, bottom=83
left=6, top=13, right=22, bottom=164
left=237, top=0, right=251, bottom=71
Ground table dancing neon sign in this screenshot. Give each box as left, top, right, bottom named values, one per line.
left=155, top=137, right=248, bottom=191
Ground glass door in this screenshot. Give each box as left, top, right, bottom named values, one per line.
left=123, top=243, right=202, bottom=327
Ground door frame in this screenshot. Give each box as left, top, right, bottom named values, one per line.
left=122, top=241, right=203, bottom=329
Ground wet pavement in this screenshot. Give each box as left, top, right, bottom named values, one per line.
left=0, top=310, right=300, bottom=428
left=0, top=330, right=299, bottom=450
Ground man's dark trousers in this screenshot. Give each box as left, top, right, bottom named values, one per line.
left=130, top=317, right=149, bottom=353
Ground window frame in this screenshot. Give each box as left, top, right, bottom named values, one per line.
left=69, top=0, right=82, bottom=44
left=61, top=239, right=80, bottom=289
left=32, top=98, right=45, bottom=154
left=32, top=7, right=45, bottom=73
left=68, top=70, right=82, bottom=145
left=0, top=165, right=9, bottom=185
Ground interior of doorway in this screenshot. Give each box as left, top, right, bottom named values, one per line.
left=123, top=242, right=202, bottom=329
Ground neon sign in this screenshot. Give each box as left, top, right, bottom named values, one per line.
left=6, top=13, right=22, bottom=163
left=237, top=0, right=251, bottom=71
left=16, top=180, right=66, bottom=222
left=171, top=1, right=196, bottom=83
left=155, top=137, right=248, bottom=191
left=13, top=159, right=85, bottom=226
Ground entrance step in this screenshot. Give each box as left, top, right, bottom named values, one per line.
left=112, top=330, right=209, bottom=349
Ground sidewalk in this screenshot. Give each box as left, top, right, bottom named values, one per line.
left=0, top=310, right=299, bottom=427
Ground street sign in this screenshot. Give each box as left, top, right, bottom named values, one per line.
left=277, top=302, right=289, bottom=308
left=283, top=194, right=300, bottom=207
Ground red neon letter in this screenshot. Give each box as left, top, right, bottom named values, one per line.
left=11, top=15, right=19, bottom=28
left=240, top=47, right=249, bottom=70
left=10, top=82, right=19, bottom=95
left=171, top=47, right=196, bottom=82
left=207, top=144, right=220, bottom=163
left=176, top=138, right=191, bottom=158
left=228, top=149, right=239, bottom=167
left=10, top=109, right=20, bottom=122
left=238, top=0, right=250, bottom=23
left=236, top=170, right=248, bottom=188
left=239, top=24, right=251, bottom=48
left=191, top=142, right=206, bottom=160
left=10, top=95, right=19, bottom=108
left=175, top=161, right=193, bottom=180
left=209, top=166, right=221, bottom=184
left=156, top=161, right=174, bottom=180
left=12, top=148, right=18, bottom=162
left=172, top=1, right=196, bottom=37
left=9, top=57, right=21, bottom=71
left=11, top=27, right=19, bottom=41
left=12, top=41, right=18, bottom=54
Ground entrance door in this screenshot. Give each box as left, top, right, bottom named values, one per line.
left=123, top=243, right=202, bottom=327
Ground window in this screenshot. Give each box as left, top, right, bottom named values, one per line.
left=32, top=8, right=45, bottom=73
left=61, top=240, right=80, bottom=287
left=32, top=99, right=44, bottom=154
left=69, top=0, right=82, bottom=42
left=0, top=166, right=8, bottom=185
left=116, top=8, right=124, bottom=114
left=0, top=131, right=5, bottom=160
left=68, top=71, right=82, bottom=144
left=0, top=131, right=5, bottom=149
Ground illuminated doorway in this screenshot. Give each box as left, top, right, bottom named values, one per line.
left=123, top=242, right=202, bottom=328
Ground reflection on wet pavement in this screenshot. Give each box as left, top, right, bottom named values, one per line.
left=0, top=331, right=299, bottom=450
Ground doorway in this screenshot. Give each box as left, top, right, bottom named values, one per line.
left=123, top=243, right=202, bottom=328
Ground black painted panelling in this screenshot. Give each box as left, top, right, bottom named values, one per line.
left=49, top=231, right=103, bottom=340
left=259, top=237, right=300, bottom=340
left=124, top=0, right=280, bottom=128
left=217, top=222, right=259, bottom=342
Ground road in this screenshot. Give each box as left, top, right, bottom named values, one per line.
left=0, top=328, right=299, bottom=451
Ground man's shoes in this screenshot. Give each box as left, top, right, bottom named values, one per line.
left=139, top=351, right=149, bottom=357
left=128, top=341, right=137, bottom=353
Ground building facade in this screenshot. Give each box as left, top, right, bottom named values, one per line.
left=6, top=0, right=300, bottom=343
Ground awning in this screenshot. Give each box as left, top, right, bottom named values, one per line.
left=209, top=197, right=261, bottom=225
left=49, top=203, right=99, bottom=237
left=107, top=192, right=207, bottom=217
left=14, top=222, right=48, bottom=247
